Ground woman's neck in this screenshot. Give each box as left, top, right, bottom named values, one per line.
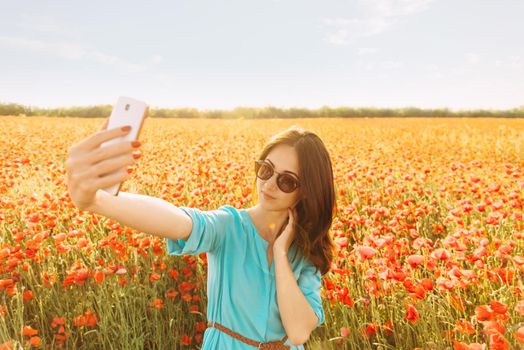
left=246, top=204, right=289, bottom=244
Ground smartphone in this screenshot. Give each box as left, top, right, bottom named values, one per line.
left=100, top=96, right=149, bottom=196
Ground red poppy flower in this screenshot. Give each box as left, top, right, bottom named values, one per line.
left=405, top=304, right=420, bottom=323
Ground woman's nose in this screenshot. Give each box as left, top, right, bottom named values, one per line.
left=263, top=173, right=279, bottom=191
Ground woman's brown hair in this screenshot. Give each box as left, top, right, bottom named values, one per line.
left=253, top=125, right=337, bottom=276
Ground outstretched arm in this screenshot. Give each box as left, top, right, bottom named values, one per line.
left=87, top=190, right=192, bottom=241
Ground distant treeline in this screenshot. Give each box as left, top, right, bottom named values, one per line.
left=1, top=102, right=523, bottom=119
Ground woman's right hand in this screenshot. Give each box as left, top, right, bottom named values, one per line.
left=65, top=119, right=142, bottom=211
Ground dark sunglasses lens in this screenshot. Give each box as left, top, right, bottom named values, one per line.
left=257, top=162, right=273, bottom=180
left=278, top=175, right=298, bottom=193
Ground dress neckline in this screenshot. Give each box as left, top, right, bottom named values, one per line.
left=239, top=208, right=275, bottom=273
left=239, top=208, right=270, bottom=246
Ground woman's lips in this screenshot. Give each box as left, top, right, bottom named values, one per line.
left=262, top=191, right=276, bottom=200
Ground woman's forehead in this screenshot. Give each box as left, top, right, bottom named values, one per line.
left=265, top=145, right=299, bottom=175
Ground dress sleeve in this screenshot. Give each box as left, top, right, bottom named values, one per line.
left=297, top=260, right=325, bottom=327
left=165, top=205, right=232, bottom=256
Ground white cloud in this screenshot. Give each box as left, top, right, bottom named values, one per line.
left=358, top=59, right=403, bottom=71
left=424, top=63, right=443, bottom=79
left=509, top=55, right=522, bottom=70
left=380, top=60, right=403, bottom=69
left=357, top=47, right=379, bottom=55
left=364, top=0, right=435, bottom=17
left=493, top=55, right=523, bottom=71
left=322, top=17, right=388, bottom=45
left=0, top=35, right=157, bottom=73
left=0, top=36, right=46, bottom=51
left=16, top=13, right=68, bottom=34
left=465, top=53, right=480, bottom=64
left=322, top=0, right=437, bottom=45
left=151, top=55, right=164, bottom=64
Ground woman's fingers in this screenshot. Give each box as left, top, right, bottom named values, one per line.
left=84, top=140, right=138, bottom=167
left=288, top=208, right=294, bottom=223
left=65, top=120, right=137, bottom=210
left=91, top=152, right=136, bottom=178
left=99, top=118, right=109, bottom=131
left=80, top=126, right=131, bottom=152
left=94, top=167, right=132, bottom=189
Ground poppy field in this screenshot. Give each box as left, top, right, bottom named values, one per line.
left=0, top=116, right=523, bottom=349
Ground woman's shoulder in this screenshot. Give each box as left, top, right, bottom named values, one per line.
left=182, top=204, right=238, bottom=215
left=214, top=204, right=241, bottom=217
left=211, top=205, right=246, bottom=226
left=214, top=205, right=256, bottom=236
left=175, top=205, right=240, bottom=228
left=178, top=205, right=252, bottom=233
left=215, top=204, right=237, bottom=211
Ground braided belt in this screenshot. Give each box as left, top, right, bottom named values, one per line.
left=207, top=321, right=290, bottom=349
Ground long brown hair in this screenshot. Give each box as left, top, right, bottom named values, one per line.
left=253, top=125, right=337, bottom=276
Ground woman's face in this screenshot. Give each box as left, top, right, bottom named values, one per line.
left=256, top=144, right=301, bottom=210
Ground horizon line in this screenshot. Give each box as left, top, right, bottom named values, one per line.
left=1, top=100, right=523, bottom=113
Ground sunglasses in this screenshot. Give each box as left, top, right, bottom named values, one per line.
left=254, top=160, right=300, bottom=193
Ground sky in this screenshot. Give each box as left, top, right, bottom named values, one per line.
left=1, top=0, right=523, bottom=111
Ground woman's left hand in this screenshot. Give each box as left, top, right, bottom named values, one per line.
left=273, top=206, right=298, bottom=254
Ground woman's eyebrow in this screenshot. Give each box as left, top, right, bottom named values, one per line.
left=265, top=158, right=299, bottom=177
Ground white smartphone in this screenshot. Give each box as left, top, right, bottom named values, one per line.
left=100, top=96, right=149, bottom=196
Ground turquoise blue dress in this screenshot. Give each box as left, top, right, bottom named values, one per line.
left=166, top=205, right=325, bottom=349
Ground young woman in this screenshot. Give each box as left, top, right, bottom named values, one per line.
left=66, top=121, right=337, bottom=349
